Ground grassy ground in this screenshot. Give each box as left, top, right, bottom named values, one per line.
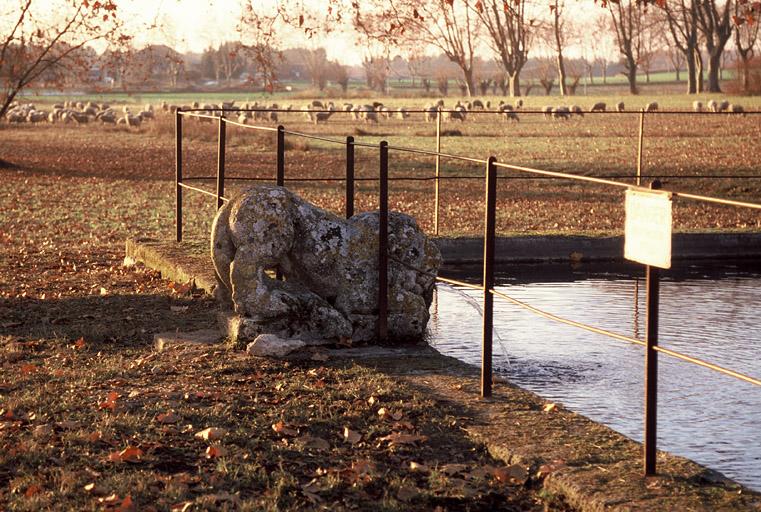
left=0, top=129, right=565, bottom=510
left=1, top=95, right=759, bottom=509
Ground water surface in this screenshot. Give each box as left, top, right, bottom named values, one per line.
left=428, top=261, right=761, bottom=490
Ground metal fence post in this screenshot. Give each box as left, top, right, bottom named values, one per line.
left=216, top=114, right=226, bottom=209
left=434, top=108, right=442, bottom=235
left=644, top=179, right=662, bottom=476
left=378, top=141, right=389, bottom=342
left=482, top=156, right=498, bottom=398
left=277, top=125, right=285, bottom=187
left=175, top=109, right=183, bottom=243
left=637, top=110, right=645, bottom=186
left=346, top=136, right=355, bottom=219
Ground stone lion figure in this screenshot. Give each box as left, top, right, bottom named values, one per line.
left=211, top=185, right=442, bottom=344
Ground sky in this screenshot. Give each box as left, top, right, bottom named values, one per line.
left=118, top=0, right=365, bottom=64
left=115, top=0, right=617, bottom=64
left=6, top=0, right=617, bottom=65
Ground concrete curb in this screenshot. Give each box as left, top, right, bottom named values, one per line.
left=435, top=232, right=761, bottom=264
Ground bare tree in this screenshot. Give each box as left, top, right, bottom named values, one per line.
left=472, top=0, right=533, bottom=97
left=353, top=0, right=481, bottom=96
left=589, top=15, right=613, bottom=84
left=639, top=14, right=666, bottom=84
left=661, top=0, right=701, bottom=93
left=299, top=48, right=330, bottom=91
left=608, top=0, right=645, bottom=95
left=696, top=0, right=734, bottom=92
left=363, top=53, right=389, bottom=93
left=238, top=3, right=283, bottom=93
left=733, top=2, right=760, bottom=92
left=331, top=61, right=350, bottom=92
left=1, top=0, right=123, bottom=118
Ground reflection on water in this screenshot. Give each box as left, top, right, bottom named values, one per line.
left=428, top=261, right=761, bottom=491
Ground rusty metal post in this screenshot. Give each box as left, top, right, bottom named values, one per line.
left=481, top=156, right=498, bottom=398
left=378, top=141, right=389, bottom=342
left=175, top=109, right=183, bottom=242
left=216, top=114, right=226, bottom=209
left=637, top=110, right=645, bottom=186
left=644, top=179, right=662, bottom=476
left=434, top=108, right=442, bottom=235
left=277, top=124, right=285, bottom=187
left=346, top=136, right=355, bottom=219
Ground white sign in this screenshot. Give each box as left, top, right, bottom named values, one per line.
left=624, top=189, right=673, bottom=269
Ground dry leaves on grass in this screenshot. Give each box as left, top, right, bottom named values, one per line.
left=107, top=446, right=144, bottom=463
left=156, top=411, right=181, bottom=424
left=377, top=407, right=404, bottom=421
left=272, top=421, right=298, bottom=437
left=342, top=426, right=362, bottom=445
left=294, top=434, right=330, bottom=451
left=379, top=432, right=428, bottom=446
left=98, top=391, right=120, bottom=411
left=204, top=444, right=226, bottom=459
left=194, top=427, right=226, bottom=441
left=492, top=464, right=529, bottom=485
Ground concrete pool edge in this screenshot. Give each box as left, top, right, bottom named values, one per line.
left=361, top=349, right=759, bottom=512
left=435, top=232, right=761, bottom=264
left=125, top=236, right=761, bottom=510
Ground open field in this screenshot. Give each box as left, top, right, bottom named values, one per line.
left=2, top=94, right=761, bottom=241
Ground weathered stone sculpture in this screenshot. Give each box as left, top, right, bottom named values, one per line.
left=211, top=185, right=441, bottom=348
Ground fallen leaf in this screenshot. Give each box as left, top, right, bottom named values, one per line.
left=440, top=463, right=468, bottom=475
left=380, top=432, right=428, bottom=446
left=396, top=484, right=418, bottom=502
left=170, top=502, right=193, bottom=512
left=537, top=459, right=567, bottom=478
left=295, top=435, right=330, bottom=451
left=367, top=396, right=377, bottom=406
left=20, top=364, right=38, bottom=375
left=492, top=464, right=529, bottom=484
left=83, top=482, right=108, bottom=496
left=98, top=391, right=120, bottom=411
left=409, top=461, right=429, bottom=472
left=156, top=412, right=180, bottom=424
left=108, top=446, right=143, bottom=463
left=272, top=421, right=298, bottom=437
left=205, top=444, right=226, bottom=458
left=342, top=427, right=361, bottom=445
left=74, top=337, right=86, bottom=349
left=543, top=402, right=557, bottom=413
left=194, top=427, right=226, bottom=441
left=57, top=420, right=81, bottom=429
left=24, top=484, right=42, bottom=498
left=99, top=494, right=121, bottom=505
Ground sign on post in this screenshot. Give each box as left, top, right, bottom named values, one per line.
left=624, top=189, right=673, bottom=269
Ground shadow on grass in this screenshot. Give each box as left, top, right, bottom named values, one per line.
left=0, top=293, right=217, bottom=348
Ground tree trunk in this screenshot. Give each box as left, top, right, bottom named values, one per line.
left=675, top=66, right=680, bottom=82
left=509, top=71, right=521, bottom=97
left=557, top=52, right=567, bottom=96
left=462, top=67, right=476, bottom=97
left=695, top=50, right=704, bottom=92
left=626, top=59, right=638, bottom=95
left=686, top=46, right=697, bottom=94
left=741, top=56, right=750, bottom=92
left=706, top=52, right=722, bottom=92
